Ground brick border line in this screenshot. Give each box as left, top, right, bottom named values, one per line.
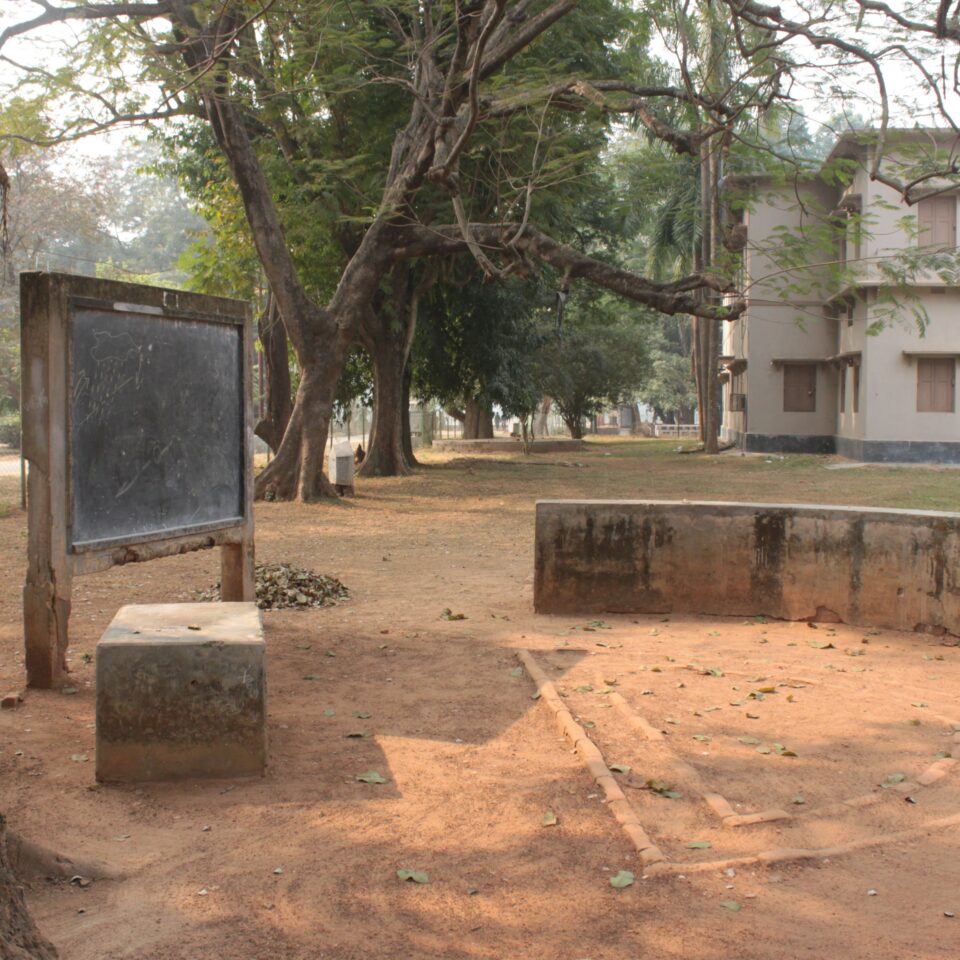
left=602, top=682, right=959, bottom=829
left=528, top=654, right=960, bottom=878
left=645, top=810, right=960, bottom=877
left=605, top=689, right=664, bottom=741
left=601, top=681, right=790, bottom=828
left=803, top=733, right=960, bottom=819
left=518, top=649, right=665, bottom=867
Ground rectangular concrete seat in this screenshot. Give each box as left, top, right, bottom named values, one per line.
left=96, top=603, right=266, bottom=782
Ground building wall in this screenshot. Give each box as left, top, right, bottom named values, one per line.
left=723, top=138, right=960, bottom=460
left=723, top=179, right=840, bottom=447
left=744, top=181, right=836, bottom=304
left=862, top=289, right=960, bottom=443
left=835, top=300, right=869, bottom=441
left=722, top=316, right=748, bottom=437
left=846, top=158, right=959, bottom=288
left=743, top=308, right=838, bottom=439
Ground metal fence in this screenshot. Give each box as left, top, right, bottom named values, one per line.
left=324, top=405, right=576, bottom=451
left=652, top=422, right=700, bottom=438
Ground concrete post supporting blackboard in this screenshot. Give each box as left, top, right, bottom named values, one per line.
left=21, top=273, right=256, bottom=689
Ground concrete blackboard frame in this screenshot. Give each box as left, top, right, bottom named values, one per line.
left=21, top=272, right=256, bottom=689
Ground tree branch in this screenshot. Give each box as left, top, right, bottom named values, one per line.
left=389, top=223, right=744, bottom=319
left=480, top=0, right=579, bottom=78
left=0, top=1, right=174, bottom=51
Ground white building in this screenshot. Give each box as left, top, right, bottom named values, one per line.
left=722, top=130, right=960, bottom=463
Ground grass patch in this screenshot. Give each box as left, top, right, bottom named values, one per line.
left=418, top=438, right=960, bottom=512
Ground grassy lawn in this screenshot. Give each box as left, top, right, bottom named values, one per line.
left=416, top=437, right=960, bottom=513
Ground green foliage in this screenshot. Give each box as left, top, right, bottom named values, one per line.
left=333, top=348, right=373, bottom=420
left=534, top=318, right=653, bottom=437
left=0, top=412, right=20, bottom=448
left=641, top=350, right=697, bottom=420
left=413, top=269, right=546, bottom=412
left=0, top=327, right=20, bottom=413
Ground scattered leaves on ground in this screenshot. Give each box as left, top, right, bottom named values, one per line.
left=609, top=870, right=634, bottom=889
left=647, top=779, right=682, bottom=799
left=396, top=869, right=429, bottom=884
left=198, top=562, right=349, bottom=610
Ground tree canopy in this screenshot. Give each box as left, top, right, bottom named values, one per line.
left=3, top=0, right=960, bottom=490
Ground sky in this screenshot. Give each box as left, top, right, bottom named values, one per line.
left=2, top=1, right=959, bottom=161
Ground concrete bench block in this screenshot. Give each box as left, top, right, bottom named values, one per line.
left=96, top=603, right=266, bottom=782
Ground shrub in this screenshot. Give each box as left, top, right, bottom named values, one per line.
left=0, top=414, right=21, bottom=449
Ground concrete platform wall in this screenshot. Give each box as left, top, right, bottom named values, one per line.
left=432, top=439, right=585, bottom=454
left=534, top=500, right=960, bottom=634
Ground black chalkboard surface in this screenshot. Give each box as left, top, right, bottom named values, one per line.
left=69, top=301, right=245, bottom=550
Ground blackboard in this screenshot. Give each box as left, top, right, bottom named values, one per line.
left=69, top=300, right=245, bottom=550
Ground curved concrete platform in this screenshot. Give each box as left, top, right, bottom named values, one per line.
left=534, top=499, right=960, bottom=635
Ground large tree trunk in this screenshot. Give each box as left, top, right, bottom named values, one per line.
left=254, top=360, right=344, bottom=501
left=357, top=264, right=422, bottom=478
left=533, top=397, right=552, bottom=437
left=254, top=292, right=293, bottom=454
left=564, top=414, right=585, bottom=440
left=463, top=398, right=494, bottom=439
left=0, top=817, right=58, bottom=960
left=358, top=327, right=413, bottom=478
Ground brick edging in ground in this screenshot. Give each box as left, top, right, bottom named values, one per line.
left=517, top=649, right=664, bottom=867
left=520, top=648, right=960, bottom=878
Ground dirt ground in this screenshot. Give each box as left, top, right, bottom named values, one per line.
left=2, top=439, right=960, bottom=960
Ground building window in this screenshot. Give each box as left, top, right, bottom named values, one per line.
left=783, top=363, right=817, bottom=413
left=918, top=196, right=957, bottom=249
left=852, top=364, right=860, bottom=413
left=839, top=365, right=846, bottom=413
left=917, top=357, right=955, bottom=412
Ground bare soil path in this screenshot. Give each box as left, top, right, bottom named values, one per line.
left=1, top=439, right=959, bottom=959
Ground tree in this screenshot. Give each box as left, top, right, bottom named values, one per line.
left=534, top=316, right=652, bottom=438
left=641, top=350, right=697, bottom=425
left=0, top=817, right=58, bottom=960
left=0, top=112, right=206, bottom=412
left=1, top=0, right=744, bottom=501
left=13, top=0, right=959, bottom=490
left=412, top=267, right=546, bottom=441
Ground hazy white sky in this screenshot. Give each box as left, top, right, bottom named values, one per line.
left=1, top=0, right=958, bottom=155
